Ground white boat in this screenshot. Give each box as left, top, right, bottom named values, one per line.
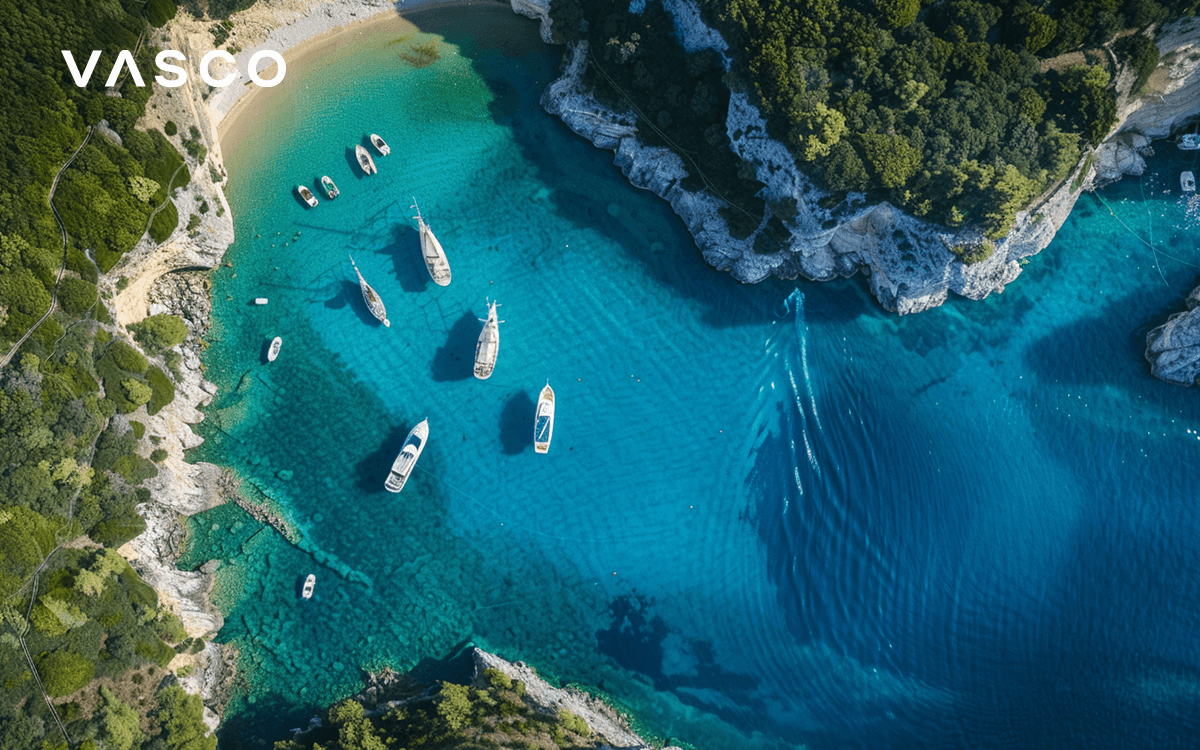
left=267, top=336, right=282, bottom=362
left=348, top=255, right=390, bottom=327
left=412, top=199, right=451, bottom=286
left=297, top=185, right=318, bottom=207
left=321, top=175, right=340, bottom=198
left=254, top=298, right=269, bottom=305
left=355, top=144, right=377, bottom=175
left=474, top=300, right=502, bottom=380
left=1183, top=171, right=1196, bottom=193
left=1179, top=133, right=1199, bottom=150
left=534, top=383, right=554, bottom=454
left=370, top=133, right=391, bottom=156
left=301, top=574, right=315, bottom=599
left=385, top=418, right=428, bottom=493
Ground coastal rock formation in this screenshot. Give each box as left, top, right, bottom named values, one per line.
left=525, top=1, right=1200, bottom=313
left=510, top=0, right=555, bottom=43
left=472, top=649, right=679, bottom=750
left=1145, top=284, right=1200, bottom=386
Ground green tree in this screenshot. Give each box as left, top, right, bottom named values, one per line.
left=129, top=314, right=188, bottom=353
left=80, top=686, right=146, bottom=750
left=874, top=0, right=920, bottom=28
left=860, top=133, right=922, bottom=189
left=121, top=379, right=153, bottom=408
left=155, top=686, right=216, bottom=750
left=435, top=682, right=472, bottom=733
left=36, top=649, right=96, bottom=697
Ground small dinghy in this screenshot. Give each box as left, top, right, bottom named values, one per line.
left=355, top=144, right=377, bottom=175
left=370, top=133, right=390, bottom=156
left=321, top=175, right=340, bottom=198
left=534, top=383, right=555, bottom=454
left=297, top=185, right=318, bottom=207
left=385, top=419, right=428, bottom=493
left=474, top=299, right=502, bottom=380
left=1183, top=171, right=1196, bottom=193
left=301, top=574, right=315, bottom=599
left=267, top=336, right=282, bottom=362
left=1179, top=133, right=1199, bottom=151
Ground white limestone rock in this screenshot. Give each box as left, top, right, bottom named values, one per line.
left=1146, top=286, right=1200, bottom=386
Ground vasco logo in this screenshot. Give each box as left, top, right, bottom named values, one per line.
left=61, top=49, right=286, bottom=88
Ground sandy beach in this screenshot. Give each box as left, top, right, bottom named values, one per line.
left=213, top=0, right=496, bottom=145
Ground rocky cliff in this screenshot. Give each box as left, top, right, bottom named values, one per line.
left=1146, top=283, right=1200, bottom=386
left=518, top=0, right=1200, bottom=313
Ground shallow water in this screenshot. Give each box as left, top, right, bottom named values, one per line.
left=188, top=7, right=1200, bottom=748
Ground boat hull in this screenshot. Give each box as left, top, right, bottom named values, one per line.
left=534, top=385, right=555, bottom=453
left=301, top=574, right=315, bottom=599
left=1183, top=171, right=1196, bottom=193
left=267, top=336, right=282, bottom=362
left=297, top=186, right=318, bottom=207
left=385, top=419, right=429, bottom=493
left=370, top=133, right=391, bottom=155
left=419, top=221, right=451, bottom=286
left=321, top=176, right=339, bottom=198
left=474, top=302, right=500, bottom=379
left=355, top=145, right=377, bottom=175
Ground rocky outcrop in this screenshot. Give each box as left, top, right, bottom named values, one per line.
left=534, top=6, right=1200, bottom=314
left=472, top=649, right=681, bottom=750
left=1146, top=284, right=1200, bottom=386
left=510, top=0, right=555, bottom=44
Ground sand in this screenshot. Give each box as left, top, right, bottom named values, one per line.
left=212, top=0, right=492, bottom=147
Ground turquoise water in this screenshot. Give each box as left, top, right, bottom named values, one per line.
left=187, top=7, right=1200, bottom=748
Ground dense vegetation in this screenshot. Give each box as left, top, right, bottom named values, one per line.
left=553, top=0, right=1196, bottom=240
left=0, top=0, right=218, bottom=746
left=276, top=668, right=602, bottom=750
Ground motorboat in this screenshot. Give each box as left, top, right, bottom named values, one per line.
left=385, top=419, right=429, bottom=493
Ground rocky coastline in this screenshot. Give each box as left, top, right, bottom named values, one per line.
left=1145, top=282, right=1200, bottom=386
left=522, top=0, right=1200, bottom=314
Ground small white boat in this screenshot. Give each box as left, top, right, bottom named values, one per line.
left=321, top=175, right=340, bottom=198
left=370, top=133, right=391, bottom=156
left=1183, top=171, right=1196, bottom=193
left=534, top=383, right=554, bottom=454
left=301, top=574, right=315, bottom=599
left=254, top=298, right=269, bottom=305
left=1179, top=133, right=1199, bottom=151
left=297, top=185, right=318, bottom=207
left=385, top=418, right=428, bottom=493
left=348, top=255, right=390, bottom=327
left=267, top=336, right=282, bottom=362
left=474, top=300, right=502, bottom=380
left=355, top=144, right=377, bottom=175
left=412, top=199, right=451, bottom=286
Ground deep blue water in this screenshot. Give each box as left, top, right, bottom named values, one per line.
left=187, top=6, right=1200, bottom=748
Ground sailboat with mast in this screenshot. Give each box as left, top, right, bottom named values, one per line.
left=534, top=383, right=554, bottom=454
left=412, top=199, right=451, bottom=286
left=474, top=299, right=502, bottom=379
left=348, top=255, right=390, bottom=327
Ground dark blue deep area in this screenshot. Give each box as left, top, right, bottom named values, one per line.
left=191, top=6, right=1200, bottom=748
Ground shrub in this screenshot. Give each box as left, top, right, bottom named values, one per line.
left=558, top=709, right=589, bottom=736
left=36, top=650, right=96, bottom=697
left=1113, top=34, right=1160, bottom=93
left=129, top=314, right=188, bottom=353
left=130, top=420, right=146, bottom=439
left=58, top=277, right=98, bottom=315
left=164, top=120, right=178, bottom=137
left=151, top=448, right=168, bottom=462
left=150, top=199, right=179, bottom=243
left=145, top=0, right=177, bottom=27
left=146, top=366, right=176, bottom=415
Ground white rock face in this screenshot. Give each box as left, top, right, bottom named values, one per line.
left=510, top=0, right=555, bottom=44
left=537, top=2, right=1200, bottom=313
left=1146, top=285, right=1200, bottom=386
